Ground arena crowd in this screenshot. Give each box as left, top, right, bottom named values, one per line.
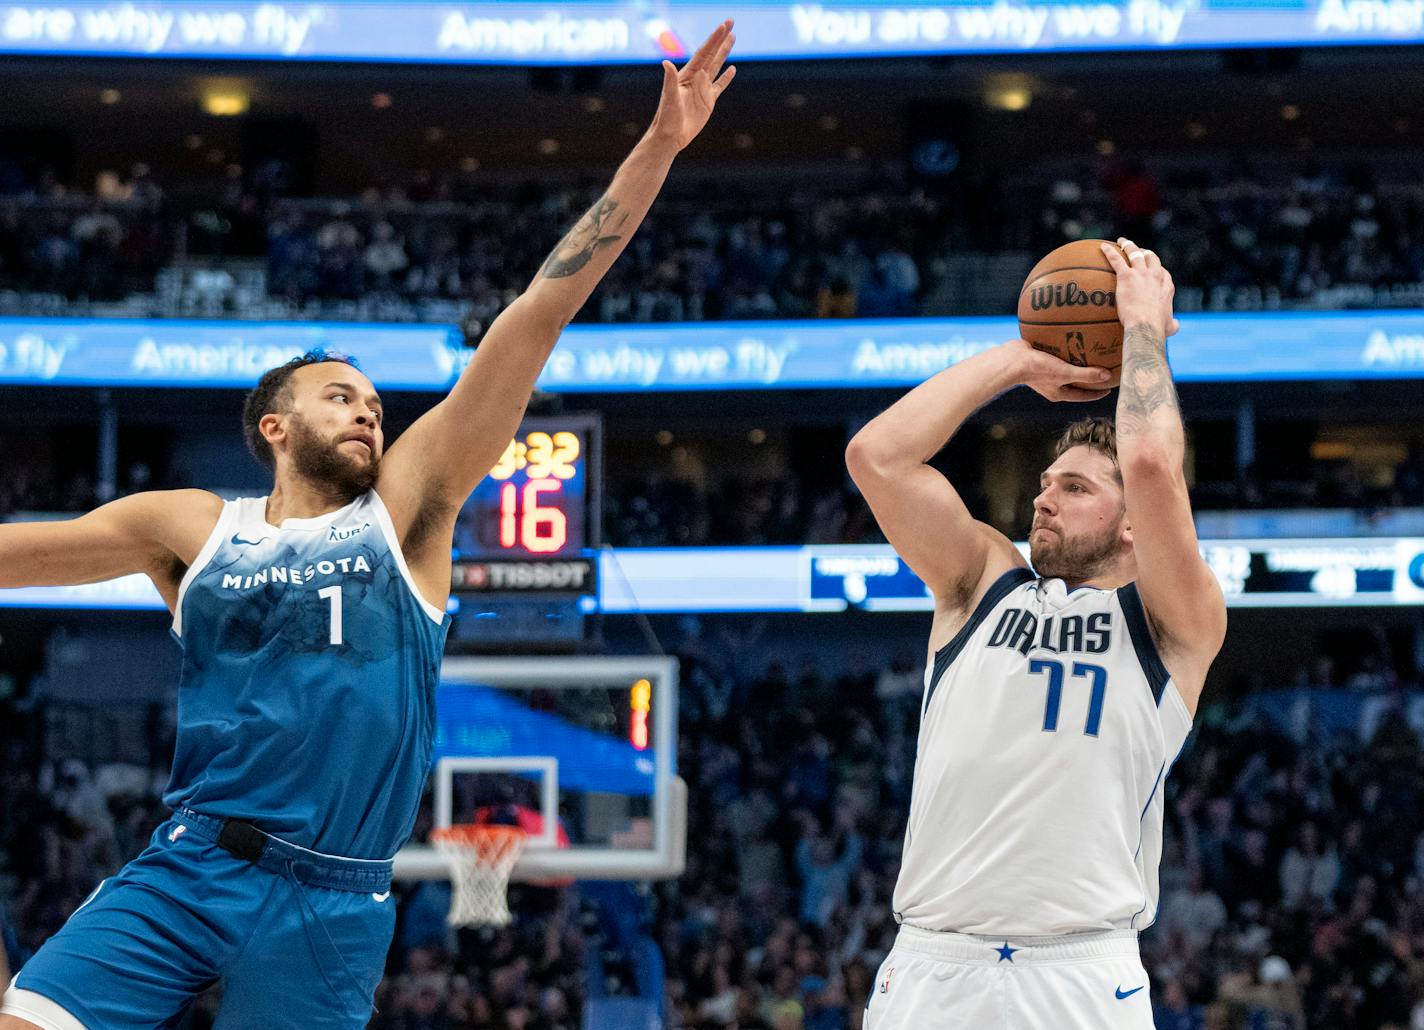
left=2, top=635, right=1421, bottom=1029
left=0, top=156, right=1421, bottom=324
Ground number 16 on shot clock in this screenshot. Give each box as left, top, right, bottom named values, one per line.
left=499, top=480, right=567, bottom=553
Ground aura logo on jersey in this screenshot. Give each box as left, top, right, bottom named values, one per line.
left=327, top=520, right=371, bottom=542
left=220, top=554, right=373, bottom=591
left=986, top=608, right=1113, bottom=657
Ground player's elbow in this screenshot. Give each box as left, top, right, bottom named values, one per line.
left=520, top=283, right=579, bottom=336
left=844, top=435, right=873, bottom=483
left=845, top=430, right=899, bottom=485
left=1120, top=441, right=1183, bottom=486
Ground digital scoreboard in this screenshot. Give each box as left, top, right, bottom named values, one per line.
left=450, top=415, right=600, bottom=600
left=455, top=419, right=596, bottom=560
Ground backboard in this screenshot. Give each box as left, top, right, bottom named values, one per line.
left=392, top=655, right=685, bottom=882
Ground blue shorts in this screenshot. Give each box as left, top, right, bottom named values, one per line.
left=6, top=809, right=396, bottom=1030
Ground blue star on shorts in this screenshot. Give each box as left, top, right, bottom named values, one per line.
left=995, top=942, right=1020, bottom=963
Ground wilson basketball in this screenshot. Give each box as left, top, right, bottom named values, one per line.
left=1017, top=239, right=1124, bottom=387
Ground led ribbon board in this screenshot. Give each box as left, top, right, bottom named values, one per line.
left=0, top=2, right=1419, bottom=63
left=2, top=312, right=1423, bottom=391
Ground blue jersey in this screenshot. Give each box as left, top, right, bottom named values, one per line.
left=164, top=490, right=450, bottom=859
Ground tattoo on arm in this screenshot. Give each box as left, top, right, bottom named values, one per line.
left=538, top=195, right=630, bottom=280
left=1118, top=325, right=1181, bottom=435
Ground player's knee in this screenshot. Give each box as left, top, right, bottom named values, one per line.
left=0, top=1015, right=48, bottom=1030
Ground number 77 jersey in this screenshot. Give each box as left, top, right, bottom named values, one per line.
left=165, top=490, right=450, bottom=860
left=892, top=567, right=1192, bottom=938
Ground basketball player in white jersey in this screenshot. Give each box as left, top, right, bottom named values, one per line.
left=846, top=239, right=1226, bottom=1029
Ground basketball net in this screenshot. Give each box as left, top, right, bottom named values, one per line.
left=430, top=824, right=526, bottom=927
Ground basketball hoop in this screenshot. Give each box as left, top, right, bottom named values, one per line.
left=430, top=824, right=526, bottom=927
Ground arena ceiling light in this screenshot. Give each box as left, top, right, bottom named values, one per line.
left=200, top=79, right=250, bottom=116
left=984, top=74, right=1033, bottom=112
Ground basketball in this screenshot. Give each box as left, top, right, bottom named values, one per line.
left=1017, top=239, right=1125, bottom=388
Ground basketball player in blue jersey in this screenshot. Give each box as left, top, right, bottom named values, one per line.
left=847, top=239, right=1227, bottom=1029
left=0, top=23, right=736, bottom=1030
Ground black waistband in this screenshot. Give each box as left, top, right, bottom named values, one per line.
left=171, top=808, right=394, bottom=893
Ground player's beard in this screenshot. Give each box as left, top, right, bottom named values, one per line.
left=287, top=415, right=379, bottom=498
left=1029, top=516, right=1123, bottom=583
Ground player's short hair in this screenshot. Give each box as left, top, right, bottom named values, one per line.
left=1054, top=417, right=1121, bottom=485
left=242, top=349, right=361, bottom=471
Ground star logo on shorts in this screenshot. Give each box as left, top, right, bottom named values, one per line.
left=994, top=942, right=1020, bottom=963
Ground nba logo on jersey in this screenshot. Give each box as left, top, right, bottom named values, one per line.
left=879, top=967, right=894, bottom=993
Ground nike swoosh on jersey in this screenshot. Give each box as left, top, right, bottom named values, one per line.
left=372, top=890, right=391, bottom=902
left=231, top=533, right=270, bottom=546
left=1115, top=985, right=1144, bottom=1000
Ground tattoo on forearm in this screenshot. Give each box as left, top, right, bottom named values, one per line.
left=1118, top=325, right=1181, bottom=435
left=539, top=195, right=629, bottom=280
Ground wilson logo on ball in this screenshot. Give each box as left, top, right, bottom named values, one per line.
left=1027, top=282, right=1116, bottom=311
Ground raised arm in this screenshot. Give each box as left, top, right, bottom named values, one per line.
left=0, top=490, right=221, bottom=603
left=846, top=339, right=1113, bottom=609
left=379, top=22, right=737, bottom=524
left=1103, top=238, right=1226, bottom=702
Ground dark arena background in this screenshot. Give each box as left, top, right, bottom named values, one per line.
left=2, top=3, right=1424, bottom=1028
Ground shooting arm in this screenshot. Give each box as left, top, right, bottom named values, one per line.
left=846, top=340, right=1110, bottom=605
left=1106, top=242, right=1226, bottom=695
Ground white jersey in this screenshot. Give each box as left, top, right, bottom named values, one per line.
left=892, top=567, right=1193, bottom=937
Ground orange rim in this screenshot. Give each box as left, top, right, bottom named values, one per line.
left=430, top=824, right=525, bottom=859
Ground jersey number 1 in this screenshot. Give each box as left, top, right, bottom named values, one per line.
left=318, top=585, right=343, bottom=646
left=1029, top=659, right=1108, bottom=736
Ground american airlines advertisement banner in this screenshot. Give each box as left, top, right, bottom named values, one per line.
left=0, top=0, right=1419, bottom=63
left=0, top=312, right=1421, bottom=391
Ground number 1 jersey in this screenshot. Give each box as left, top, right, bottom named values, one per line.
left=163, top=490, right=450, bottom=860
left=892, top=567, right=1193, bottom=937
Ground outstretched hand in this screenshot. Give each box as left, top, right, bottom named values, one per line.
left=648, top=20, right=737, bottom=152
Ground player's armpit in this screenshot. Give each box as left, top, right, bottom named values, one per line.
left=0, top=489, right=220, bottom=590
left=1120, top=454, right=1226, bottom=671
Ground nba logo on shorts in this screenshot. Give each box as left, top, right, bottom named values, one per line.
left=879, top=967, right=894, bottom=994
left=168, top=825, right=187, bottom=843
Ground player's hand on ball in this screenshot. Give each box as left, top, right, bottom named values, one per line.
left=1101, top=238, right=1180, bottom=338
left=1009, top=338, right=1114, bottom=403
left=648, top=20, right=737, bottom=152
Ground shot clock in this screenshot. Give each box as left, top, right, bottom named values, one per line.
left=448, top=415, right=601, bottom=649
left=453, top=416, right=600, bottom=561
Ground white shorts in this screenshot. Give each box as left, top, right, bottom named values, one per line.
left=864, top=925, right=1153, bottom=1030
